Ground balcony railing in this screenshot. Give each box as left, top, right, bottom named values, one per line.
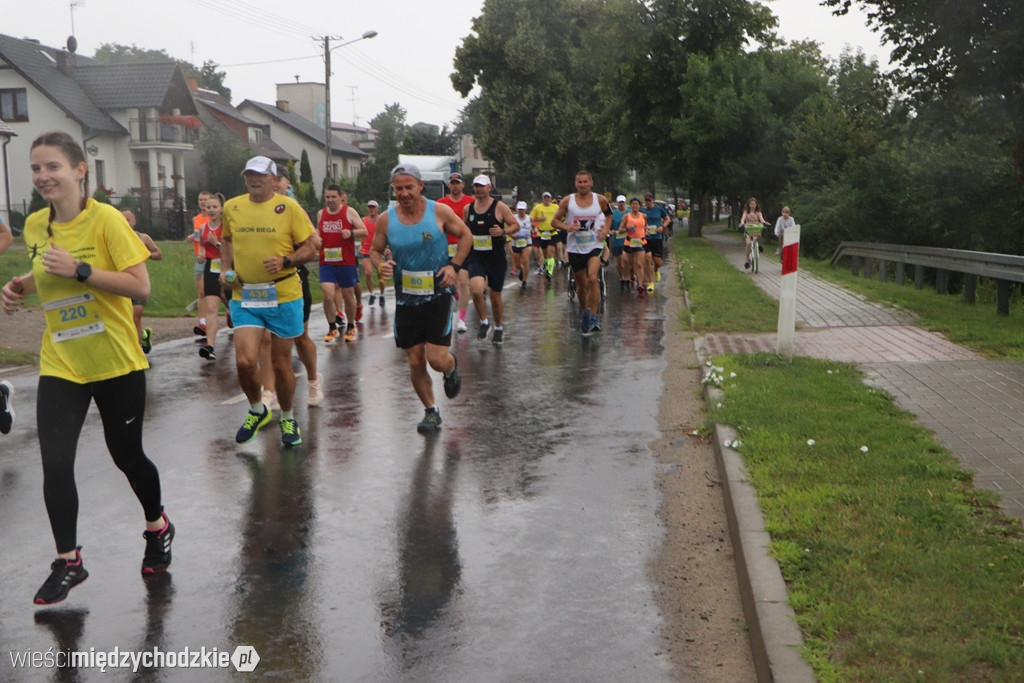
left=129, top=118, right=200, bottom=145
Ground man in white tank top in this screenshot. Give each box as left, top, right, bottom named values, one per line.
left=551, top=170, right=612, bottom=334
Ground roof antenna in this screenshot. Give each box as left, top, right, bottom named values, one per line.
left=67, top=35, right=78, bottom=54
left=69, top=1, right=85, bottom=42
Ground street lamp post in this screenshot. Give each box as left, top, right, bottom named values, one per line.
left=323, top=30, right=378, bottom=187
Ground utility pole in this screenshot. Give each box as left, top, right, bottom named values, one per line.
left=320, top=30, right=378, bottom=188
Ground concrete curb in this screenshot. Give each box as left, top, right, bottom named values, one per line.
left=695, top=337, right=816, bottom=683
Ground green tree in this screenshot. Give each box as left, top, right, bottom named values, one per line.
left=403, top=122, right=458, bottom=156
left=451, top=0, right=617, bottom=193
left=823, top=0, right=1024, bottom=182
left=356, top=104, right=407, bottom=203
left=194, top=126, right=249, bottom=199
left=299, top=150, right=313, bottom=185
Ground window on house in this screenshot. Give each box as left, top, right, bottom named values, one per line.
left=0, top=89, right=29, bottom=122
left=94, top=160, right=106, bottom=191
left=248, top=127, right=262, bottom=145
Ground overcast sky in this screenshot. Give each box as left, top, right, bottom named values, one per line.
left=5, top=0, right=891, bottom=127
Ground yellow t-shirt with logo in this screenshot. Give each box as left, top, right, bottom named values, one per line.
left=24, top=199, right=150, bottom=383
left=530, top=202, right=559, bottom=238
left=222, top=194, right=314, bottom=303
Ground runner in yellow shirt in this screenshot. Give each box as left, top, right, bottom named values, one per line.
left=1, top=131, right=174, bottom=604
left=220, top=156, right=317, bottom=447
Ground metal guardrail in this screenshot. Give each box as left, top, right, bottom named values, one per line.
left=829, top=241, right=1024, bottom=315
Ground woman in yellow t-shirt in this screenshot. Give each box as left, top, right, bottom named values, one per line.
left=0, top=131, right=175, bottom=605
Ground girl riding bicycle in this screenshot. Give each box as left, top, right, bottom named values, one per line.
left=739, top=197, right=769, bottom=270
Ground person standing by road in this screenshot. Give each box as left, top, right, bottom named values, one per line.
left=318, top=185, right=367, bottom=343
left=220, top=156, right=317, bottom=447
left=551, top=170, right=613, bottom=333
left=371, top=163, right=472, bottom=433
left=359, top=200, right=385, bottom=306
left=437, top=173, right=474, bottom=332
left=1, top=131, right=174, bottom=604
left=465, top=175, right=519, bottom=345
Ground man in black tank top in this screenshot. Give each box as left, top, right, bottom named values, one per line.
left=464, top=175, right=518, bottom=345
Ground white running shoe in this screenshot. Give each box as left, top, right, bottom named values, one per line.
left=308, top=373, right=324, bottom=407
left=456, top=318, right=467, bottom=333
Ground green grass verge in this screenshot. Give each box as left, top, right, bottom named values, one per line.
left=676, top=234, right=778, bottom=333
left=708, top=354, right=1024, bottom=680
left=675, top=232, right=1024, bottom=679
left=803, top=257, right=1024, bottom=360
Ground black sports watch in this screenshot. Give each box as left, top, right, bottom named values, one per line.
left=75, top=261, right=92, bottom=283
left=282, top=256, right=293, bottom=269
left=449, top=259, right=462, bottom=272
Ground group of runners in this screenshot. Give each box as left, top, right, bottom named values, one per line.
left=0, top=141, right=671, bottom=606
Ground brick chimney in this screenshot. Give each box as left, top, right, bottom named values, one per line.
left=276, top=100, right=290, bottom=112
left=186, top=77, right=199, bottom=93
left=55, top=50, right=75, bottom=77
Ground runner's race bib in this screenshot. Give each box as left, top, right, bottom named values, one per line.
left=241, top=282, right=279, bottom=308
left=472, top=235, right=493, bottom=251
left=323, top=247, right=344, bottom=263
left=209, top=258, right=221, bottom=274
left=402, top=269, right=435, bottom=296
left=46, top=292, right=105, bottom=343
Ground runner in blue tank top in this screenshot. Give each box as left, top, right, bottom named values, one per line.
left=371, top=163, right=473, bottom=433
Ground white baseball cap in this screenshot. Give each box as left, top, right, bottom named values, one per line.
left=616, top=195, right=627, bottom=203
left=472, top=174, right=491, bottom=186
left=516, top=201, right=527, bottom=210
left=367, top=200, right=379, bottom=207
left=242, top=156, right=277, bottom=176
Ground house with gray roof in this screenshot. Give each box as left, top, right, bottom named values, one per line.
left=0, top=33, right=198, bottom=229
left=238, top=99, right=367, bottom=189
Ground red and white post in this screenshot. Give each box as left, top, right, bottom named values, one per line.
left=776, top=224, right=800, bottom=360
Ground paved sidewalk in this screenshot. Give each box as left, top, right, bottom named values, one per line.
left=700, top=225, right=1024, bottom=521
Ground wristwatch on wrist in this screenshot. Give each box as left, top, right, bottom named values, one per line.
left=449, top=259, right=462, bottom=272
left=282, top=256, right=293, bottom=269
left=75, top=261, right=92, bottom=283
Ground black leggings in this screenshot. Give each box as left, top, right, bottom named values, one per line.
left=37, top=371, right=162, bottom=553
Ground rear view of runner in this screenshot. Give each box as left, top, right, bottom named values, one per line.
left=437, top=172, right=474, bottom=332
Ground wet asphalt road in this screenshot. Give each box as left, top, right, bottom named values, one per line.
left=0, top=265, right=675, bottom=681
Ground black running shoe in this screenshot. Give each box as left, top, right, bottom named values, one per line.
left=443, top=356, right=461, bottom=399
left=492, top=328, right=504, bottom=345
left=236, top=406, right=272, bottom=443
left=477, top=321, right=490, bottom=340
left=0, top=380, right=14, bottom=435
left=34, top=547, right=88, bottom=605
left=417, top=408, right=442, bottom=434
left=193, top=323, right=206, bottom=337
left=199, top=345, right=215, bottom=361
left=142, top=512, right=175, bottom=575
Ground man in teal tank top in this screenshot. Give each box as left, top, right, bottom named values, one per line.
left=371, top=164, right=473, bottom=433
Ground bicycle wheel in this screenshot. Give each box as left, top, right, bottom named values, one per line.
left=751, top=239, right=759, bottom=273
